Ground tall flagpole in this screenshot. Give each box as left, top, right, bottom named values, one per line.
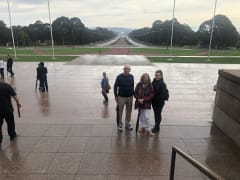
left=48, top=0, right=55, bottom=59
left=208, top=0, right=218, bottom=61
left=169, top=0, right=176, bottom=60
left=7, top=0, right=17, bottom=59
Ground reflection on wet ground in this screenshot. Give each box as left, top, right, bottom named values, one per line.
left=1, top=61, right=240, bottom=179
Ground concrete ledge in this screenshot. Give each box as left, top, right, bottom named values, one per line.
left=215, top=90, right=240, bottom=123
left=213, top=106, right=240, bottom=146
left=219, top=69, right=240, bottom=84
left=217, top=74, right=240, bottom=100
left=214, top=69, right=240, bottom=147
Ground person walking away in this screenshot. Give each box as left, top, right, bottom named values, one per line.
left=37, top=62, right=48, bottom=92
left=0, top=80, right=21, bottom=148
left=0, top=60, right=4, bottom=80
left=114, top=64, right=134, bottom=132
left=101, top=72, right=110, bottom=105
left=152, top=70, right=169, bottom=133
left=6, top=55, right=14, bottom=77
left=134, top=73, right=154, bottom=136
left=36, top=63, right=41, bottom=90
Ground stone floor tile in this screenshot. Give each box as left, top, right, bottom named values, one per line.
left=90, top=125, right=113, bottom=137
left=41, top=174, right=75, bottom=180
left=32, top=137, right=64, bottom=153
left=75, top=175, right=107, bottom=180
left=4, top=137, right=40, bottom=153
left=84, top=137, right=111, bottom=153
left=77, top=153, right=109, bottom=174
left=47, top=153, right=82, bottom=174
left=43, top=125, right=70, bottom=137
left=67, top=126, right=92, bottom=137
left=0, top=174, right=42, bottom=180
left=20, top=153, right=55, bottom=173
left=58, top=137, right=88, bottom=153
left=108, top=153, right=170, bottom=176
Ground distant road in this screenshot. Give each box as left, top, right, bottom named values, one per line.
left=97, top=36, right=145, bottom=48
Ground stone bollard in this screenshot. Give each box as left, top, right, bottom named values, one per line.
left=213, top=69, right=240, bottom=147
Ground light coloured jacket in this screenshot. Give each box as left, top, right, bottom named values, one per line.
left=0, top=60, right=4, bottom=69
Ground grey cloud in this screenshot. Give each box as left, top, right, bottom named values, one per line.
left=12, top=0, right=46, bottom=4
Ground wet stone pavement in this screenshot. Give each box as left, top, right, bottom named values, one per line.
left=1, top=57, right=240, bottom=180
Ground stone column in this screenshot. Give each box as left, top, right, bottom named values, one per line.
left=213, top=69, right=240, bottom=147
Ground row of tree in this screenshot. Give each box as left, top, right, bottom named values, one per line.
left=0, top=16, right=116, bottom=46
left=129, top=15, right=240, bottom=49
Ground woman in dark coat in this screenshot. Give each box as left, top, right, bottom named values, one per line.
left=152, top=70, right=168, bottom=133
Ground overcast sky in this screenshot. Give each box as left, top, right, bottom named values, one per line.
left=0, top=0, right=239, bottom=31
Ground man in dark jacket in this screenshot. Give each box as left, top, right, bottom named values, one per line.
left=36, top=62, right=48, bottom=92
left=0, top=80, right=21, bottom=147
left=114, top=64, right=134, bottom=131
left=6, top=55, right=14, bottom=77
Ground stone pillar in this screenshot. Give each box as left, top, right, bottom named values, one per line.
left=213, top=69, right=240, bottom=147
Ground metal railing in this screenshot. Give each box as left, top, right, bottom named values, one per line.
left=170, top=146, right=224, bottom=180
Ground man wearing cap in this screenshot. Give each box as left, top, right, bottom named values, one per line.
left=114, top=64, right=134, bottom=131
left=0, top=80, right=21, bottom=148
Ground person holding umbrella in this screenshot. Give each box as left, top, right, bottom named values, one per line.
left=134, top=73, right=154, bottom=136
left=114, top=64, right=134, bottom=132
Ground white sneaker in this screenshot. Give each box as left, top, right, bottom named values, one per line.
left=125, top=125, right=133, bottom=131
left=118, top=126, right=123, bottom=132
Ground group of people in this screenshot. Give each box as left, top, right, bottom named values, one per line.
left=0, top=60, right=48, bottom=148
left=0, top=55, right=15, bottom=80
left=1, top=62, right=167, bottom=149
left=101, top=64, right=169, bottom=136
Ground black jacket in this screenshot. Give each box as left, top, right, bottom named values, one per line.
left=7, top=57, right=13, bottom=67
left=0, top=82, right=17, bottom=112
left=152, top=79, right=167, bottom=106
left=37, top=66, right=48, bottom=81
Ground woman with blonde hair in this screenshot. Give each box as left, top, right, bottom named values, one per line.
left=134, top=73, right=154, bottom=136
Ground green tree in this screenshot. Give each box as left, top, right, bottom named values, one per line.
left=197, top=14, right=238, bottom=48
left=52, top=16, right=71, bottom=45
left=0, top=20, right=11, bottom=45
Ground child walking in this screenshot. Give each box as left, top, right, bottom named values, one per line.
left=134, top=73, right=154, bottom=136
left=101, top=72, right=110, bottom=105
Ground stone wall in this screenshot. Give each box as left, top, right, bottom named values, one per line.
left=213, top=69, right=240, bottom=147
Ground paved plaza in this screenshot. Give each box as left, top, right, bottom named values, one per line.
left=1, top=56, right=240, bottom=180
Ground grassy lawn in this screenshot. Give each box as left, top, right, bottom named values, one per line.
left=39, top=47, right=108, bottom=55
left=0, top=47, right=36, bottom=56
left=210, top=50, right=240, bottom=56
left=0, top=47, right=109, bottom=56
left=148, top=57, right=240, bottom=64
left=9, top=55, right=78, bottom=62
left=132, top=48, right=240, bottom=56
left=132, top=48, right=204, bottom=55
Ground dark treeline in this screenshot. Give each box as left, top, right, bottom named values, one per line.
left=0, top=16, right=116, bottom=46
left=129, top=14, right=240, bottom=49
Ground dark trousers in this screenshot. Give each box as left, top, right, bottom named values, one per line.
left=39, top=79, right=48, bottom=92
left=0, top=68, right=4, bottom=80
left=102, top=91, right=108, bottom=103
left=152, top=102, right=165, bottom=131
left=0, top=111, right=16, bottom=143
left=7, top=65, right=14, bottom=76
